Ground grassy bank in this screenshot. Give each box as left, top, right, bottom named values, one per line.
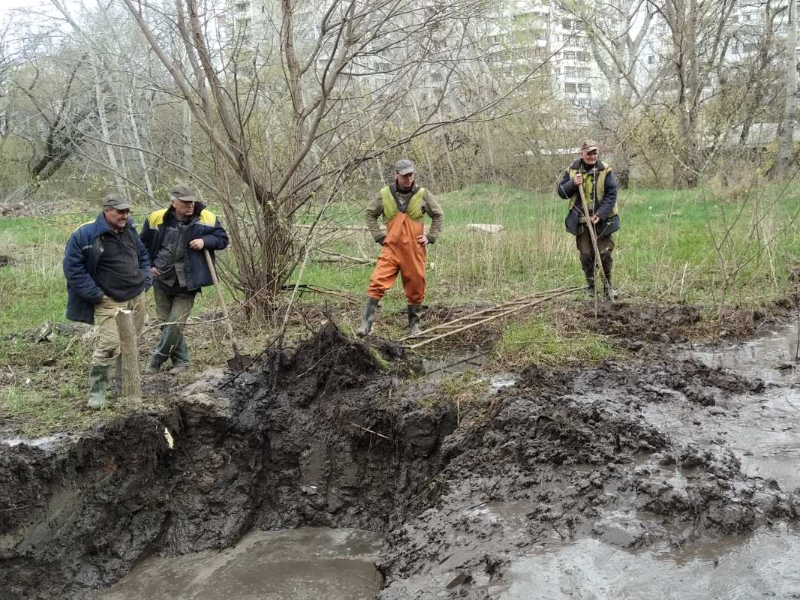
left=3, top=183, right=798, bottom=333
left=300, top=182, right=800, bottom=310
left=1, top=182, right=798, bottom=435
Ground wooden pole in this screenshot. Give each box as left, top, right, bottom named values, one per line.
left=577, top=179, right=613, bottom=308
left=115, top=309, right=142, bottom=398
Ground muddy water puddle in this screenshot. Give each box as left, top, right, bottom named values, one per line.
left=422, top=352, right=518, bottom=393
left=93, top=528, right=383, bottom=600
left=493, top=524, right=800, bottom=599
left=691, top=321, right=800, bottom=384
left=660, top=322, right=800, bottom=490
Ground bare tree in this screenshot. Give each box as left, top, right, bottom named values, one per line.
left=120, top=0, right=546, bottom=317
left=651, top=0, right=737, bottom=187
left=557, top=0, right=658, bottom=186
left=775, top=0, right=798, bottom=177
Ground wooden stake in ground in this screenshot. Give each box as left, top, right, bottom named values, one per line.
left=115, top=308, right=142, bottom=398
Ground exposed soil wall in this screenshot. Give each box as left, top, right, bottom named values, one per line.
left=2, top=318, right=799, bottom=599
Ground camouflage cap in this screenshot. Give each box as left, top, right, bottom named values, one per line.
left=395, top=159, right=415, bottom=175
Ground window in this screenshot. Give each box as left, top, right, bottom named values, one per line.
left=562, top=18, right=579, bottom=30
left=577, top=67, right=590, bottom=78
left=564, top=50, right=576, bottom=60
left=565, top=83, right=577, bottom=93
left=578, top=83, right=591, bottom=93
left=564, top=66, right=577, bottom=77
left=648, top=54, right=655, bottom=64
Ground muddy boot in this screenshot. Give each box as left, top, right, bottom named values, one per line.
left=356, top=297, right=379, bottom=337
left=169, top=338, right=190, bottom=374
left=169, top=362, right=190, bottom=375
left=145, top=356, right=164, bottom=374
left=585, top=272, right=596, bottom=299
left=86, top=364, right=111, bottom=409
left=602, top=270, right=614, bottom=302
left=112, top=355, right=122, bottom=395
left=408, top=304, right=423, bottom=337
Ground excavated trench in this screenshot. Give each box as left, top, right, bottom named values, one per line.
left=3, top=310, right=800, bottom=599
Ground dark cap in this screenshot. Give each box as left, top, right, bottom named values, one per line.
left=580, top=139, right=598, bottom=152
left=170, top=183, right=198, bottom=202
left=395, top=159, right=415, bottom=175
left=102, top=193, right=132, bottom=211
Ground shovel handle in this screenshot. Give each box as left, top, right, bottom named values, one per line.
left=203, top=249, right=237, bottom=346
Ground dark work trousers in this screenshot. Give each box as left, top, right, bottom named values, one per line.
left=151, top=280, right=197, bottom=366
left=576, top=226, right=614, bottom=286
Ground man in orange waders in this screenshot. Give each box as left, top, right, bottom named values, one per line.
left=356, top=159, right=444, bottom=337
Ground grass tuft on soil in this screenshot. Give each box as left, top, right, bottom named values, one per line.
left=492, top=310, right=616, bottom=369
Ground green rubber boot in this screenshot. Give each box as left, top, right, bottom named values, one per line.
left=408, top=304, right=423, bottom=337
left=356, top=297, right=379, bottom=337
left=86, top=364, right=111, bottom=409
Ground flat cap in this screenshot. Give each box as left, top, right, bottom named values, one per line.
left=102, top=193, right=131, bottom=210
left=170, top=183, right=198, bottom=202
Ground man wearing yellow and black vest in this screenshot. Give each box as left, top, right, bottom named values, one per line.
left=557, top=140, right=620, bottom=300
left=357, top=159, right=444, bottom=338
left=140, top=183, right=228, bottom=374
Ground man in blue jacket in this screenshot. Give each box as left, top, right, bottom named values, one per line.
left=557, top=140, right=620, bottom=300
left=63, top=193, right=151, bottom=408
left=140, top=183, right=229, bottom=374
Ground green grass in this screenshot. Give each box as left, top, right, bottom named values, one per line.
left=0, top=332, right=96, bottom=436
left=492, top=310, right=615, bottom=369
left=297, top=182, right=800, bottom=307
left=2, top=182, right=799, bottom=436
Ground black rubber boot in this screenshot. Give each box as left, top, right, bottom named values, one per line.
left=145, top=356, right=164, bottom=374
left=356, top=297, right=379, bottom=337
left=585, top=272, right=596, bottom=299
left=408, top=305, right=423, bottom=337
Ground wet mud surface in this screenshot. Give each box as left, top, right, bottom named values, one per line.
left=2, top=304, right=800, bottom=599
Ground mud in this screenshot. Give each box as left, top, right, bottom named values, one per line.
left=93, top=528, right=384, bottom=600
left=2, top=308, right=800, bottom=599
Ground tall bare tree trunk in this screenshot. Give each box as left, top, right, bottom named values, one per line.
left=127, top=95, right=155, bottom=206
left=775, top=0, right=798, bottom=177
left=182, top=100, right=193, bottom=172
left=93, top=62, right=125, bottom=192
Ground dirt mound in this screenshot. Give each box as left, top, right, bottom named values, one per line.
left=377, top=357, right=798, bottom=598
left=589, top=302, right=702, bottom=342
left=290, top=320, right=383, bottom=391
left=582, top=300, right=787, bottom=346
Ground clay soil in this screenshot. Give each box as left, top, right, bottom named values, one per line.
left=2, top=301, right=800, bottom=599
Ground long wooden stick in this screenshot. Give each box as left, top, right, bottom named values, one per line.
left=403, top=287, right=579, bottom=348
left=203, top=249, right=241, bottom=356
left=577, top=176, right=613, bottom=306
left=403, top=287, right=574, bottom=339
